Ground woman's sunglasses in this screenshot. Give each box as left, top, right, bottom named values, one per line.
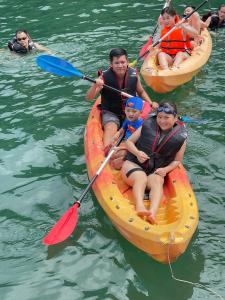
left=17, top=37, right=27, bottom=41
left=157, top=106, right=176, bottom=115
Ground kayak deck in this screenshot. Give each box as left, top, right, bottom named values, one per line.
left=84, top=98, right=199, bottom=263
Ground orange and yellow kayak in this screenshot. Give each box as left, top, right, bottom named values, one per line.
left=84, top=98, right=199, bottom=263
left=140, top=29, right=212, bottom=93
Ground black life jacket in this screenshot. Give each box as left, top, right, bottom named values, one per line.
left=8, top=37, right=36, bottom=54
left=100, top=67, right=137, bottom=116
left=127, top=115, right=187, bottom=173
left=202, top=11, right=225, bottom=30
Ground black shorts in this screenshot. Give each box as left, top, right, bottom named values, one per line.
left=125, top=152, right=154, bottom=176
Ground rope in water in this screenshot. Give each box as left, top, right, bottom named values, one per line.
left=167, top=244, right=225, bottom=300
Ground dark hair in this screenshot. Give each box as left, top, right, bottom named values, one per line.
left=185, top=5, right=196, bottom=10
left=16, top=29, right=28, bottom=36
left=219, top=4, right=225, bottom=10
left=161, top=7, right=177, bottom=17
left=109, top=48, right=127, bottom=62
left=15, top=29, right=32, bottom=41
left=158, top=102, right=178, bottom=115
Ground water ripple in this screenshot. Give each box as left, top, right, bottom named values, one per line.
left=0, top=1, right=225, bottom=300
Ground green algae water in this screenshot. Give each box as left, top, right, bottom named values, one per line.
left=0, top=0, right=224, bottom=299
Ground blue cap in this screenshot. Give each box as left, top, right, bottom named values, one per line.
left=126, top=97, right=143, bottom=111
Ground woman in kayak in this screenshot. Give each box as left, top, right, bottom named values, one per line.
left=155, top=7, right=200, bottom=70
left=121, top=102, right=187, bottom=224
left=8, top=29, right=51, bottom=54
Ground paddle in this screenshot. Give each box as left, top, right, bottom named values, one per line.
left=138, top=0, right=172, bottom=58
left=36, top=55, right=204, bottom=124
left=179, top=116, right=207, bottom=124
left=36, top=55, right=132, bottom=99
left=129, top=0, right=208, bottom=67
left=43, top=134, right=124, bottom=245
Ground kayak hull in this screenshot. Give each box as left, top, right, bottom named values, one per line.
left=140, top=29, right=212, bottom=93
left=84, top=98, right=199, bottom=263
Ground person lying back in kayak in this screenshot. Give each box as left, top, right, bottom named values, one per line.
left=183, top=5, right=206, bottom=48
left=85, top=48, right=157, bottom=149
left=152, top=7, right=200, bottom=70
left=110, top=96, right=144, bottom=170
left=8, top=29, right=51, bottom=54
left=121, top=102, right=187, bottom=224
left=202, top=4, right=225, bottom=31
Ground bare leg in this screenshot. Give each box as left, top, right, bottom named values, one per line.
left=158, top=52, right=173, bottom=70
left=103, top=121, right=118, bottom=148
left=121, top=161, right=149, bottom=215
left=146, top=174, right=164, bottom=224
left=173, top=52, right=188, bottom=68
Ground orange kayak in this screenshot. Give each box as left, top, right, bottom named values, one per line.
left=140, top=29, right=212, bottom=93
left=84, top=98, right=199, bottom=263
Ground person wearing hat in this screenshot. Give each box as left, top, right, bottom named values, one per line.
left=109, top=96, right=144, bottom=170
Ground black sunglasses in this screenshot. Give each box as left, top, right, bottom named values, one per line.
left=17, top=37, right=27, bottom=41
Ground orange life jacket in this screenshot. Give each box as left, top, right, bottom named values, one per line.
left=160, top=23, right=191, bottom=56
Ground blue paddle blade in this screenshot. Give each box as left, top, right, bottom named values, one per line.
left=179, top=116, right=207, bottom=124
left=36, top=55, right=84, bottom=78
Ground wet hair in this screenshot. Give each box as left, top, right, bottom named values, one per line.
left=157, top=102, right=178, bottom=115
left=109, top=48, right=128, bottom=62
left=161, top=7, right=177, bottom=17
left=15, top=29, right=32, bottom=42
left=219, top=4, right=225, bottom=10
left=16, top=29, right=29, bottom=37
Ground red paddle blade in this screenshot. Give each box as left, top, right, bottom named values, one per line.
left=139, top=37, right=153, bottom=58
left=43, top=202, right=79, bottom=245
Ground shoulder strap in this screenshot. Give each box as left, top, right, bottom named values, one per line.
left=152, top=124, right=181, bottom=154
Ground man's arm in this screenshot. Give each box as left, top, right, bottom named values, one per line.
left=34, top=42, right=52, bottom=54
left=85, top=77, right=104, bottom=101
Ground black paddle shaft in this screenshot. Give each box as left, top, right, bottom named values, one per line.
left=83, top=76, right=131, bottom=98
left=138, top=0, right=208, bottom=61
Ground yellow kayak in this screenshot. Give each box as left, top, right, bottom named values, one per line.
left=84, top=98, right=199, bottom=263
left=140, top=29, right=212, bottom=93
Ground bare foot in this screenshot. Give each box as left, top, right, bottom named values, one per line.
left=137, top=210, right=150, bottom=217
left=147, top=212, right=157, bottom=225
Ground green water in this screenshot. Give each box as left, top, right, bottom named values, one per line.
left=0, top=0, right=224, bottom=299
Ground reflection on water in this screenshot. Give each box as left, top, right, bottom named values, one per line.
left=0, top=0, right=225, bottom=299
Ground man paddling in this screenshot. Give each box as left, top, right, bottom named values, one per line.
left=85, top=48, right=157, bottom=149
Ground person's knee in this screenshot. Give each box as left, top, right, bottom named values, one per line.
left=158, top=52, right=165, bottom=59
left=133, top=174, right=147, bottom=186
left=148, top=174, right=164, bottom=186
left=104, top=122, right=118, bottom=132
left=175, top=52, right=187, bottom=61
